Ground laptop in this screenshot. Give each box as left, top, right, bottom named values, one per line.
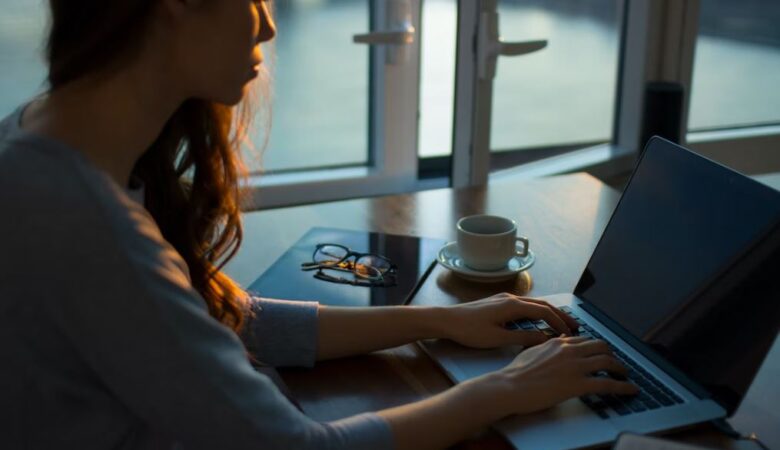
left=420, top=137, right=780, bottom=449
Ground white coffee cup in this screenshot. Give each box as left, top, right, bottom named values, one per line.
left=456, top=214, right=530, bottom=271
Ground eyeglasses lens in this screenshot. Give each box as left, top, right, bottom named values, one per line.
left=314, top=245, right=348, bottom=266
left=355, top=255, right=391, bottom=279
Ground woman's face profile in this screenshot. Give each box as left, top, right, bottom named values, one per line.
left=170, top=0, right=276, bottom=105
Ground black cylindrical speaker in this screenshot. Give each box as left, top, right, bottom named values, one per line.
left=640, top=81, right=684, bottom=156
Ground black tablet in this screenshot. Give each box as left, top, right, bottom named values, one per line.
left=249, top=227, right=446, bottom=307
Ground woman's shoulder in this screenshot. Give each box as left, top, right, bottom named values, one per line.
left=0, top=102, right=192, bottom=285
left=1, top=104, right=138, bottom=209
left=0, top=106, right=162, bottom=258
left=1, top=130, right=130, bottom=220
left=0, top=121, right=192, bottom=294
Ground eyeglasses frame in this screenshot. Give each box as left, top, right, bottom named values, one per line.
left=300, top=243, right=398, bottom=286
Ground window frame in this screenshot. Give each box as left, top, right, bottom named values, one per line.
left=491, top=0, right=780, bottom=183
left=243, top=0, right=425, bottom=210
left=456, top=0, right=639, bottom=185
left=244, top=0, right=780, bottom=210
left=632, top=0, right=780, bottom=176
left=683, top=0, right=780, bottom=174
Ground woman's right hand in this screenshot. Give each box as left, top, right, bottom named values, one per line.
left=379, top=335, right=640, bottom=450
left=490, top=335, right=639, bottom=416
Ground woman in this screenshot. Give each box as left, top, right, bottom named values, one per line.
left=0, top=0, right=637, bottom=449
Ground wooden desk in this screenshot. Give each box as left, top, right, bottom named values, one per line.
left=225, top=173, right=777, bottom=449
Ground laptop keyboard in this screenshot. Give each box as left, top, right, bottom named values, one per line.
left=505, top=305, right=684, bottom=419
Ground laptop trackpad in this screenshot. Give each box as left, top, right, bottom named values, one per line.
left=496, top=398, right=619, bottom=450
left=420, top=339, right=521, bottom=381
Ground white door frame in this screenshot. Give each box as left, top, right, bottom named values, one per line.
left=244, top=0, right=424, bottom=210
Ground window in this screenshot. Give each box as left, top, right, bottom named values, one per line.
left=258, top=1, right=370, bottom=173
left=448, top=0, right=631, bottom=187
left=683, top=0, right=780, bottom=175
left=0, top=0, right=47, bottom=116
left=245, top=0, right=424, bottom=208
left=688, top=0, right=780, bottom=131
left=490, top=0, right=623, bottom=152
left=418, top=0, right=457, bottom=160
left=3, top=0, right=778, bottom=209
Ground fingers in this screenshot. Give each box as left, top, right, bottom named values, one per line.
left=580, top=354, right=628, bottom=377
left=567, top=338, right=612, bottom=357
left=586, top=377, right=639, bottom=396
left=499, top=293, right=578, bottom=334
left=517, top=297, right=580, bottom=332
left=508, top=330, right=549, bottom=347
left=558, top=335, right=590, bottom=344
left=520, top=303, right=573, bottom=336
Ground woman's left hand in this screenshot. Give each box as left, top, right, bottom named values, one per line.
left=439, top=292, right=580, bottom=349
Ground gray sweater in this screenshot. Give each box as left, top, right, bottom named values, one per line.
left=0, top=103, right=394, bottom=449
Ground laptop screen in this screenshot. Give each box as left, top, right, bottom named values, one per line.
left=574, top=138, right=780, bottom=415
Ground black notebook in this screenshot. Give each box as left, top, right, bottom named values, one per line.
left=248, top=227, right=446, bottom=307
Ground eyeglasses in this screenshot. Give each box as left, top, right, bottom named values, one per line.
left=300, top=243, right=397, bottom=287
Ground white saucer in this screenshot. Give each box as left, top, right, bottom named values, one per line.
left=436, top=242, right=535, bottom=283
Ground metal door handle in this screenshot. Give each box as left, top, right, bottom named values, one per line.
left=353, top=25, right=415, bottom=46
left=352, top=0, right=415, bottom=64
left=478, top=4, right=547, bottom=80
left=498, top=39, right=547, bottom=57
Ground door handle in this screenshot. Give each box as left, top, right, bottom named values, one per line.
left=353, top=26, right=415, bottom=46
left=478, top=2, right=547, bottom=80
left=498, top=39, right=547, bottom=57
left=352, top=0, right=415, bottom=64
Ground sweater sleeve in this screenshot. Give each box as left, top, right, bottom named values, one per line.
left=45, top=188, right=395, bottom=450
left=241, top=297, right=320, bottom=367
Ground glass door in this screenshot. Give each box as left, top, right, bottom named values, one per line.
left=490, top=0, right=623, bottom=153
left=451, top=0, right=626, bottom=186
left=248, top=0, right=424, bottom=208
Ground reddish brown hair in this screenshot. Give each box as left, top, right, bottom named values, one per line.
left=46, top=0, right=256, bottom=332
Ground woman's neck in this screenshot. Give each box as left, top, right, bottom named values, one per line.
left=21, top=63, right=184, bottom=188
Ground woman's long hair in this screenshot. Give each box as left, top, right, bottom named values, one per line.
left=46, top=0, right=262, bottom=333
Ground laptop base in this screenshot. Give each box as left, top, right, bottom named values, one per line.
left=419, top=294, right=725, bottom=450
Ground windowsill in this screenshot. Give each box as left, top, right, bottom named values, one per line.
left=246, top=166, right=371, bottom=187
left=490, top=143, right=637, bottom=181
left=241, top=166, right=448, bottom=211
left=688, top=124, right=780, bottom=143
left=241, top=144, right=647, bottom=210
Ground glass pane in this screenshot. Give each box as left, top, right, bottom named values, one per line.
left=418, top=0, right=457, bottom=159
left=0, top=0, right=47, bottom=117
left=254, top=1, right=369, bottom=173
left=490, top=0, right=622, bottom=152
left=688, top=0, right=780, bottom=131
